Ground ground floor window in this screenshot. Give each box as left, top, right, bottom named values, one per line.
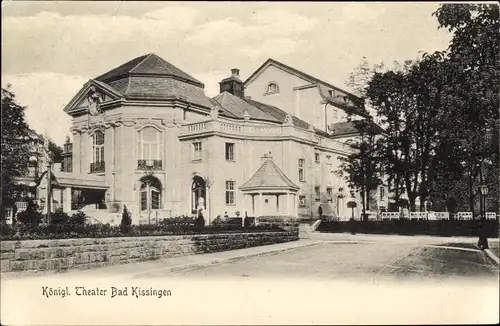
left=225, top=180, right=235, bottom=205
left=139, top=176, right=162, bottom=213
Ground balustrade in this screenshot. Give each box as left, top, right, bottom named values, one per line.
left=90, top=161, right=105, bottom=173
left=137, top=159, right=163, bottom=170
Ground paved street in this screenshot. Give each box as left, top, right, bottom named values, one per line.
left=134, top=239, right=499, bottom=283
left=2, top=235, right=499, bottom=325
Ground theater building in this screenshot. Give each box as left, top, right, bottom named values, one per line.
left=42, top=53, right=385, bottom=224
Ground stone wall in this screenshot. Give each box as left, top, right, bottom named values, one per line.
left=0, top=231, right=298, bottom=273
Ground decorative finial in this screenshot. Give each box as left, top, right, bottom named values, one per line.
left=243, top=110, right=251, bottom=121
left=210, top=106, right=219, bottom=120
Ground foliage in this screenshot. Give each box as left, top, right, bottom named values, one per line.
left=48, top=139, right=63, bottom=163
left=344, top=4, right=499, bottom=213
left=317, top=219, right=499, bottom=237
left=0, top=215, right=287, bottom=240
left=426, top=4, right=499, bottom=212
left=120, top=206, right=132, bottom=233
left=16, top=200, right=44, bottom=226
left=338, top=119, right=383, bottom=219
left=50, top=208, right=70, bottom=225
left=1, top=85, right=31, bottom=217
left=68, top=210, right=88, bottom=226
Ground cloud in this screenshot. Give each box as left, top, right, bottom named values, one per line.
left=191, top=70, right=228, bottom=97
left=186, top=8, right=318, bottom=47
left=186, top=18, right=254, bottom=46
left=142, top=5, right=199, bottom=29
left=251, top=8, right=319, bottom=35
left=2, top=5, right=203, bottom=76
left=340, top=3, right=386, bottom=22
left=241, top=38, right=302, bottom=61
left=2, top=72, right=88, bottom=144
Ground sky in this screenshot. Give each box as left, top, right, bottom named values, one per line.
left=1, top=1, right=452, bottom=144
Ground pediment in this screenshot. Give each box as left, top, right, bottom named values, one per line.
left=63, top=79, right=123, bottom=116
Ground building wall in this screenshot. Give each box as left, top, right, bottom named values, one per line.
left=244, top=65, right=363, bottom=133
left=177, top=130, right=358, bottom=221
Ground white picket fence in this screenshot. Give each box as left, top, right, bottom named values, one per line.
left=378, top=211, right=497, bottom=220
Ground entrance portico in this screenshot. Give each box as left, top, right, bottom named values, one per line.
left=240, top=155, right=299, bottom=218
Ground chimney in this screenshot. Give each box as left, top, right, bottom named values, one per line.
left=219, top=69, right=245, bottom=98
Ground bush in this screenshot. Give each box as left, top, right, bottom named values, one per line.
left=317, top=219, right=499, bottom=237
left=69, top=211, right=88, bottom=226
left=16, top=200, right=43, bottom=226
left=120, top=206, right=132, bottom=233
left=50, top=209, right=70, bottom=225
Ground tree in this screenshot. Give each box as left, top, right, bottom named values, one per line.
left=48, top=139, right=63, bottom=163
left=365, top=56, right=446, bottom=212
left=433, top=4, right=499, bottom=213
left=1, top=85, right=31, bottom=219
left=338, top=119, right=383, bottom=221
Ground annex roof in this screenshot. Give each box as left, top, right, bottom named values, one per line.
left=240, top=157, right=299, bottom=192
left=328, top=120, right=385, bottom=137
left=244, top=58, right=368, bottom=117
left=212, top=91, right=330, bottom=136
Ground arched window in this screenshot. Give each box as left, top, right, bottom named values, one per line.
left=266, top=82, right=280, bottom=94
left=140, top=176, right=162, bottom=212
left=191, top=176, right=206, bottom=214
left=91, top=130, right=105, bottom=172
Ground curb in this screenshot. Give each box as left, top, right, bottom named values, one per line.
left=137, top=241, right=325, bottom=276
left=484, top=249, right=500, bottom=266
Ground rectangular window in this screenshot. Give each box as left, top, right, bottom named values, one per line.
left=225, top=142, right=235, bottom=161
left=298, top=159, right=305, bottom=182
left=315, top=186, right=321, bottom=201
left=299, top=196, right=306, bottom=207
left=315, top=153, right=320, bottom=163
left=193, top=142, right=202, bottom=161
left=140, top=191, right=148, bottom=211
left=326, top=187, right=333, bottom=201
left=225, top=181, right=235, bottom=205
left=151, top=190, right=160, bottom=209
left=380, top=186, right=385, bottom=201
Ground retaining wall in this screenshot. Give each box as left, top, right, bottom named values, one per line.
left=1, top=231, right=298, bottom=273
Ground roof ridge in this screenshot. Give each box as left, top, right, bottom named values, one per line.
left=268, top=159, right=297, bottom=187
left=152, top=53, right=175, bottom=75
left=129, top=53, right=153, bottom=74
left=245, top=58, right=361, bottom=101
left=225, top=92, right=246, bottom=113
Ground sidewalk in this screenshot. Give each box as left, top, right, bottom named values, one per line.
left=308, top=231, right=499, bottom=245
left=1, top=239, right=323, bottom=281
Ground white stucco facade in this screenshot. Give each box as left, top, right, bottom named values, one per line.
left=47, top=54, right=387, bottom=224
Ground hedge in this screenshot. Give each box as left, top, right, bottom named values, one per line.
left=0, top=215, right=289, bottom=241
left=316, top=219, right=499, bottom=237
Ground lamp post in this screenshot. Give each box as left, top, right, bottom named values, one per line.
left=480, top=184, right=489, bottom=219
left=478, top=183, right=489, bottom=250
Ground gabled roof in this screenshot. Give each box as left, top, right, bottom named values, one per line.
left=243, top=97, right=330, bottom=136
left=244, top=58, right=358, bottom=100
left=244, top=58, right=367, bottom=116
left=95, top=53, right=204, bottom=87
left=212, top=91, right=330, bottom=136
left=328, top=120, right=385, bottom=137
left=240, top=157, right=299, bottom=192
left=65, top=54, right=215, bottom=114
left=212, top=92, right=282, bottom=123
